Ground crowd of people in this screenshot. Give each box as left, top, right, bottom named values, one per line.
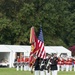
left=14, top=53, right=75, bottom=75
left=32, top=53, right=58, bottom=75
left=14, top=56, right=30, bottom=71
left=57, top=56, right=75, bottom=71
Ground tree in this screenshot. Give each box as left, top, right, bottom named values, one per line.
left=0, top=0, right=75, bottom=47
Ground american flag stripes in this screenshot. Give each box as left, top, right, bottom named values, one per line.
left=37, top=27, right=46, bottom=59
left=29, top=26, right=46, bottom=67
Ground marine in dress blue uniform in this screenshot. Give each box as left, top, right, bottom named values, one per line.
left=34, top=57, right=41, bottom=75
left=50, top=54, right=58, bottom=75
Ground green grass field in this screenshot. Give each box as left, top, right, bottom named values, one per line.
left=0, top=68, right=75, bottom=75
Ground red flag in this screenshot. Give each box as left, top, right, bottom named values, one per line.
left=30, top=26, right=39, bottom=55
left=29, top=26, right=39, bottom=66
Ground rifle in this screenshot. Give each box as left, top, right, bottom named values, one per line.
left=40, top=59, right=45, bottom=69
left=46, top=58, right=52, bottom=73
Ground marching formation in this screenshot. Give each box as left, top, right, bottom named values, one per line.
left=14, top=53, right=75, bottom=75
left=31, top=53, right=58, bottom=75
left=57, top=55, right=75, bottom=71
left=14, top=55, right=30, bottom=71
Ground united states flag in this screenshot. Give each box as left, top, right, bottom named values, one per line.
left=37, top=27, right=46, bottom=59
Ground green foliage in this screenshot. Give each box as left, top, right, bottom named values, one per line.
left=0, top=0, right=75, bottom=47
left=0, top=17, right=12, bottom=44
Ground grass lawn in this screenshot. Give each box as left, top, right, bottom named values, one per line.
left=0, top=68, right=75, bottom=75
